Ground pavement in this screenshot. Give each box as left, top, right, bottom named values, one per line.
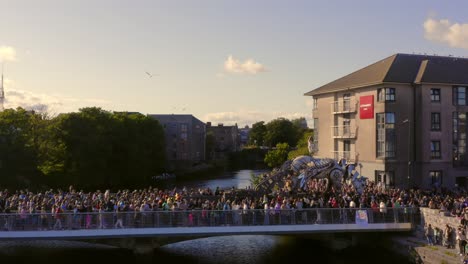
left=392, top=229, right=466, bottom=264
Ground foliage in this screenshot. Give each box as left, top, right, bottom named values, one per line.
left=248, top=121, right=266, bottom=146
left=0, top=107, right=166, bottom=189
left=287, top=130, right=314, bottom=160
left=264, top=118, right=300, bottom=147
left=264, top=142, right=290, bottom=168
left=0, top=108, right=44, bottom=187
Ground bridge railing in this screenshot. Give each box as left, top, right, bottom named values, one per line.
left=0, top=208, right=415, bottom=231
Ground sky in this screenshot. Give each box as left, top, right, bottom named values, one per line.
left=1, top=1, right=468, bottom=128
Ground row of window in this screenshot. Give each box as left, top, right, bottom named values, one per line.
left=374, top=170, right=442, bottom=186
left=376, top=87, right=468, bottom=104
left=313, top=86, right=468, bottom=110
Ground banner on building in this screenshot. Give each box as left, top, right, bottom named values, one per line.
left=359, top=95, right=374, bottom=119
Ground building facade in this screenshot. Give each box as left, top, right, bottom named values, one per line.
left=305, top=53, right=468, bottom=189
left=206, top=122, right=240, bottom=160
left=148, top=114, right=206, bottom=170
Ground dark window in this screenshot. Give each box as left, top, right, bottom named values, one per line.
left=453, top=86, right=467, bottom=106
left=374, top=171, right=395, bottom=186
left=377, top=88, right=395, bottom=102
left=431, top=113, right=441, bottom=131
left=430, top=171, right=443, bottom=185
left=431, top=141, right=441, bottom=159
left=431, top=88, right=441, bottom=102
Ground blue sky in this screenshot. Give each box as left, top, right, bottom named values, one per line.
left=1, top=0, right=468, bottom=127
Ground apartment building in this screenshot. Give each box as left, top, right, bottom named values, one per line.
left=148, top=114, right=206, bottom=170
left=305, top=53, right=468, bottom=189
left=206, top=122, right=240, bottom=160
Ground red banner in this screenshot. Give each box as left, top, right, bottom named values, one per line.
left=360, top=95, right=374, bottom=119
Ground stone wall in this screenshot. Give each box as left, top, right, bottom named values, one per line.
left=419, top=207, right=461, bottom=245
left=420, top=207, right=461, bottom=229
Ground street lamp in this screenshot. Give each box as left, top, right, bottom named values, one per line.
left=402, top=119, right=411, bottom=188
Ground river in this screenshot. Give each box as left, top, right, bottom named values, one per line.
left=1, top=169, right=413, bottom=264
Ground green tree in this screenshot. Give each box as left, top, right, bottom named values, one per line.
left=288, top=130, right=314, bottom=160
left=0, top=108, right=44, bottom=187
left=264, top=118, right=298, bottom=147
left=249, top=121, right=266, bottom=146
left=264, top=142, right=290, bottom=168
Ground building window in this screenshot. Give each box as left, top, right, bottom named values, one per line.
left=376, top=113, right=395, bottom=158
left=453, top=112, right=467, bottom=166
left=431, top=113, right=441, bottom=131
left=181, top=124, right=188, bottom=132
left=430, top=171, right=443, bottom=186
left=313, top=97, right=318, bottom=110
left=313, top=118, right=318, bottom=152
left=374, top=171, right=395, bottom=186
left=431, top=141, right=441, bottom=159
left=431, top=88, right=441, bottom=102
left=377, top=88, right=395, bottom=102
left=453, top=86, right=467, bottom=106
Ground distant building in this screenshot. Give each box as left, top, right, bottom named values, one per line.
left=239, top=125, right=250, bottom=147
left=305, top=53, right=468, bottom=189
left=206, top=122, right=240, bottom=159
left=148, top=114, right=206, bottom=170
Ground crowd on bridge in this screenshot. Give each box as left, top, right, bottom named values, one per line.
left=0, top=177, right=466, bottom=232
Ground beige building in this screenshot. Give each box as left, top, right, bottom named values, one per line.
left=305, top=53, right=468, bottom=189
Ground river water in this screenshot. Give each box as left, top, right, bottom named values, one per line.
left=1, top=169, right=413, bottom=264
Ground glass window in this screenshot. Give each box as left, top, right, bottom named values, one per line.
left=453, top=86, right=467, bottom=106
left=377, top=88, right=395, bottom=102
left=376, top=112, right=395, bottom=158
left=313, top=118, right=319, bottom=152
left=431, top=88, right=441, bottom=102
left=313, top=98, right=318, bottom=110
left=431, top=141, right=441, bottom=159
left=431, top=113, right=441, bottom=131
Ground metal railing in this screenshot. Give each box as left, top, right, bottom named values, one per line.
left=331, top=151, right=355, bottom=161
left=331, top=125, right=357, bottom=138
left=0, top=208, right=415, bottom=231
left=331, top=99, right=358, bottom=114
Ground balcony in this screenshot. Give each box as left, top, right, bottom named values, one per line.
left=331, top=151, right=355, bottom=162
left=331, top=125, right=357, bottom=139
left=331, top=99, right=358, bottom=114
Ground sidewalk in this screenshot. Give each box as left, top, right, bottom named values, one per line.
left=392, top=230, right=465, bottom=264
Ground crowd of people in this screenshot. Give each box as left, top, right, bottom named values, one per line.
left=0, top=175, right=463, bottom=258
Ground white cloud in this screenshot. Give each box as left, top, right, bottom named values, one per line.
left=424, top=18, right=468, bottom=49
left=203, top=109, right=311, bottom=128
left=223, top=55, right=267, bottom=74
left=0, top=46, right=17, bottom=62
left=2, top=78, right=112, bottom=114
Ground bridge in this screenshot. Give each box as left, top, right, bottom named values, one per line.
left=0, top=208, right=414, bottom=240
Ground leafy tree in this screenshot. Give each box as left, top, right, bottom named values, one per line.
left=0, top=108, right=44, bottom=187
left=264, top=142, right=290, bottom=168
left=288, top=130, right=314, bottom=160
left=249, top=121, right=266, bottom=146
left=264, top=118, right=298, bottom=147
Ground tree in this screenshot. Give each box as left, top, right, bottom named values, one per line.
left=264, top=142, right=290, bottom=168
left=0, top=108, right=44, bottom=187
left=288, top=130, right=314, bottom=160
left=264, top=118, right=298, bottom=147
left=249, top=121, right=266, bottom=146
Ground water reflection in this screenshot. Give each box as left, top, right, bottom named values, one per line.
left=161, top=235, right=279, bottom=264
left=174, top=169, right=268, bottom=190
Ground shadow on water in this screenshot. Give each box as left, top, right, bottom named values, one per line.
left=1, top=234, right=413, bottom=264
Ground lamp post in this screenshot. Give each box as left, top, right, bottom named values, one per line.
left=402, top=119, right=411, bottom=188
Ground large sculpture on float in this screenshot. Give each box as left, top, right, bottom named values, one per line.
left=254, top=135, right=367, bottom=194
